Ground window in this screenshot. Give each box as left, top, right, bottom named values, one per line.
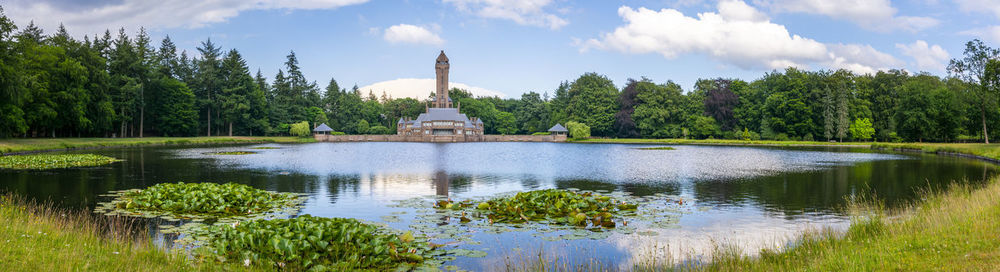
left=454, top=122, right=463, bottom=127
left=424, top=130, right=430, bottom=134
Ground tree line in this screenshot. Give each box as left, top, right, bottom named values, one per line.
left=1, top=9, right=999, bottom=142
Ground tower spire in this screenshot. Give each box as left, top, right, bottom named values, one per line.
left=435, top=50, right=450, bottom=108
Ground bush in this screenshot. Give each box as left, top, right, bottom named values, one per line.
left=330, top=131, right=345, bottom=136
left=289, top=121, right=311, bottom=137
left=532, top=132, right=551, bottom=135
left=566, top=121, right=591, bottom=139
left=368, top=125, right=391, bottom=135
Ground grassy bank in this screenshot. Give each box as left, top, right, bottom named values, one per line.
left=570, top=138, right=870, bottom=147
left=0, top=194, right=245, bottom=271
left=696, top=177, right=1000, bottom=271
left=0, top=136, right=313, bottom=155
left=872, top=142, right=1000, bottom=161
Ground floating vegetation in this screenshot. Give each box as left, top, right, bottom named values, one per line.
left=0, top=154, right=121, bottom=170
left=637, top=146, right=676, bottom=150
left=249, top=147, right=280, bottom=150
left=95, top=182, right=303, bottom=219
left=454, top=189, right=637, bottom=228
left=204, top=151, right=257, bottom=155
left=392, top=189, right=692, bottom=244
left=200, top=215, right=443, bottom=271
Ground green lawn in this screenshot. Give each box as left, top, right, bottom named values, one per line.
left=0, top=136, right=313, bottom=155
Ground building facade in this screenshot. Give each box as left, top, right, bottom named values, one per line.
left=396, top=51, right=485, bottom=141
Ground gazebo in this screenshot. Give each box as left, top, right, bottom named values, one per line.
left=313, top=123, right=333, bottom=135
left=548, top=124, right=568, bottom=135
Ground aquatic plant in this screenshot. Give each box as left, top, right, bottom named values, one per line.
left=249, top=147, right=280, bottom=150
left=201, top=215, right=442, bottom=270
left=103, top=182, right=301, bottom=218
left=637, top=146, right=676, bottom=150
left=438, top=189, right=637, bottom=228
left=0, top=154, right=121, bottom=170
left=204, top=151, right=257, bottom=155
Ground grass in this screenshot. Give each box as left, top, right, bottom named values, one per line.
left=571, top=138, right=870, bottom=147
left=872, top=142, right=1000, bottom=161
left=0, top=136, right=314, bottom=155
left=0, top=154, right=121, bottom=169
left=0, top=193, right=250, bottom=271
left=693, top=177, right=1000, bottom=271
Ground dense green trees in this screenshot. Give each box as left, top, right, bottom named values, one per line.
left=1, top=8, right=998, bottom=142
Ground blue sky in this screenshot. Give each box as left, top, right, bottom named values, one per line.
left=5, top=0, right=1000, bottom=98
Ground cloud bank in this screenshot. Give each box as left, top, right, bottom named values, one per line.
left=580, top=0, right=901, bottom=74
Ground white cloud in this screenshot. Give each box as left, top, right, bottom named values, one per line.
left=955, top=0, right=1000, bottom=19
left=753, top=0, right=939, bottom=32
left=382, top=24, right=445, bottom=46
left=359, top=78, right=505, bottom=99
left=443, top=0, right=568, bottom=30
left=960, top=26, right=1000, bottom=44
left=827, top=44, right=904, bottom=74
left=896, top=40, right=950, bottom=72
left=3, top=0, right=368, bottom=36
left=580, top=1, right=901, bottom=74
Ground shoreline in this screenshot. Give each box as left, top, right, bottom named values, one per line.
left=0, top=136, right=314, bottom=156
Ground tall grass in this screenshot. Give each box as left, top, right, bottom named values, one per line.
left=0, top=193, right=239, bottom=271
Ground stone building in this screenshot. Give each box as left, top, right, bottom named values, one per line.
left=396, top=51, right=485, bottom=139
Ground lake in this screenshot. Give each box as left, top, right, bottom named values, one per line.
left=1, top=142, right=995, bottom=270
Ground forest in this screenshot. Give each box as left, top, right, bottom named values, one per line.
left=1, top=9, right=999, bottom=143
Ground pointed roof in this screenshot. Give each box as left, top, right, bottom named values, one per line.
left=397, top=117, right=405, bottom=124
left=436, top=50, right=448, bottom=62
left=313, top=123, right=333, bottom=132
left=548, top=124, right=568, bottom=132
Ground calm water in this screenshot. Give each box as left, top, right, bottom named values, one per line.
left=1, top=142, right=996, bottom=269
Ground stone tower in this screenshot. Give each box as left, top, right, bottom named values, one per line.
left=435, top=50, right=450, bottom=108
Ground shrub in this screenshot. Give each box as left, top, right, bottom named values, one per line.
left=368, top=125, right=391, bottom=135
left=532, top=132, right=551, bottom=135
left=566, top=121, right=591, bottom=139
left=330, top=131, right=345, bottom=136
left=289, top=121, right=311, bottom=137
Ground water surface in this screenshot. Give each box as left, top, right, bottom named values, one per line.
left=1, top=142, right=994, bottom=269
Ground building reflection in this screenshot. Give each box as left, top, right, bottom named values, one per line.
left=434, top=170, right=449, bottom=197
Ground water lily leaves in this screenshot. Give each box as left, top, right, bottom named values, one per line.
left=381, top=215, right=402, bottom=223
left=203, top=151, right=257, bottom=155
left=446, top=249, right=487, bottom=258
left=0, top=154, right=121, bottom=170
left=201, top=215, right=444, bottom=270
left=97, top=182, right=303, bottom=219
left=637, top=230, right=659, bottom=236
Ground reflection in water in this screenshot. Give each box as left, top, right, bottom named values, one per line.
left=0, top=143, right=996, bottom=270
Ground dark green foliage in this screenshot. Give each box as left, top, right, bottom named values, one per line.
left=202, top=215, right=439, bottom=270
left=564, top=73, right=618, bottom=136
left=112, top=182, right=299, bottom=217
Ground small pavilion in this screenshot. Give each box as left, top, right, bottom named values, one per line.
left=313, top=123, right=333, bottom=135
left=548, top=124, right=568, bottom=135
